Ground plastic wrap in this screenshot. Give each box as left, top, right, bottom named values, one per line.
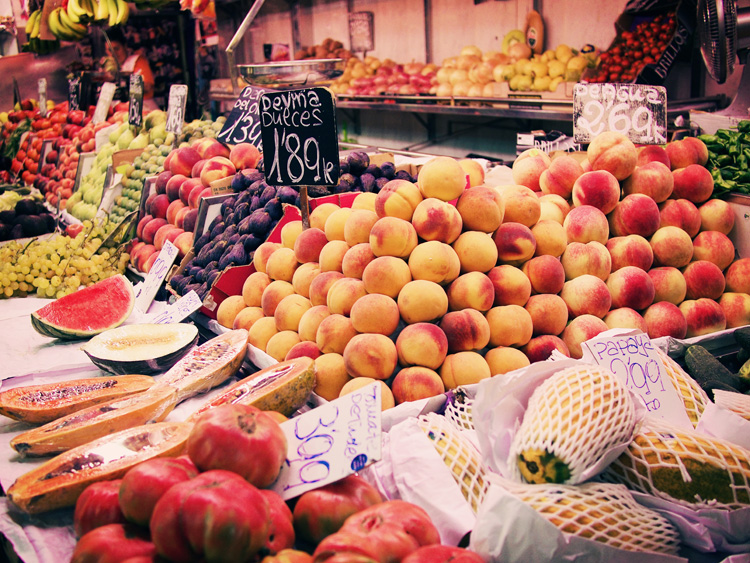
left=655, top=347, right=711, bottom=428
left=712, top=389, right=750, bottom=422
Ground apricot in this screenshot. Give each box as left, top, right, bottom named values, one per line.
left=350, top=293, right=400, bottom=335
left=242, top=271, right=271, bottom=308
left=417, top=156, right=467, bottom=201
left=486, top=305, right=533, bottom=347
left=362, top=256, right=412, bottom=298
left=318, top=240, right=350, bottom=273
left=374, top=179, right=423, bottom=221
left=316, top=314, right=358, bottom=355
left=439, top=308, right=491, bottom=352
left=397, top=280, right=449, bottom=324
left=447, top=272, right=495, bottom=312
left=343, top=333, right=398, bottom=380
left=408, top=241, right=461, bottom=284
left=369, top=216, right=418, bottom=258
left=326, top=277, right=367, bottom=316
left=396, top=323, right=449, bottom=369
left=341, top=243, right=376, bottom=279
left=455, top=185, right=504, bottom=232
left=440, top=351, right=492, bottom=389
left=391, top=367, right=446, bottom=404
left=298, top=305, right=331, bottom=342
left=313, top=353, right=351, bottom=401
left=452, top=231, right=498, bottom=273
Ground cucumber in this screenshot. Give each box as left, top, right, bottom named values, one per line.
left=683, top=345, right=748, bottom=393
left=700, top=379, right=743, bottom=402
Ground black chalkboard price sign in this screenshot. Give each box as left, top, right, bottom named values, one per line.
left=68, top=76, right=81, bottom=111
left=260, top=87, right=340, bottom=187
left=216, top=85, right=268, bottom=149
left=128, top=74, right=144, bottom=128
left=573, top=83, right=667, bottom=145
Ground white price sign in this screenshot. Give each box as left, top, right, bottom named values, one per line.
left=38, top=79, right=47, bottom=117
left=134, top=240, right=180, bottom=313
left=150, top=291, right=203, bottom=324
left=93, top=82, right=117, bottom=124
left=166, top=84, right=188, bottom=134
left=272, top=381, right=382, bottom=500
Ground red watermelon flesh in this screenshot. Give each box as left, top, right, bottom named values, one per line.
left=31, top=274, right=135, bottom=340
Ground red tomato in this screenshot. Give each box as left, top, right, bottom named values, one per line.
left=73, top=480, right=127, bottom=538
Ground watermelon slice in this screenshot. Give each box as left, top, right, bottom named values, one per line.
left=31, top=274, right=135, bottom=340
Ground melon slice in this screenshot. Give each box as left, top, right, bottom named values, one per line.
left=31, top=274, right=135, bottom=340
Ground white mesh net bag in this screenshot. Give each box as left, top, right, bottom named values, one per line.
left=443, top=387, right=475, bottom=432
left=655, top=347, right=710, bottom=427
left=603, top=419, right=750, bottom=510
left=712, top=389, right=750, bottom=421
left=509, top=364, right=639, bottom=485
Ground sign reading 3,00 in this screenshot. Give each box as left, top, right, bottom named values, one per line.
left=260, top=87, right=340, bottom=187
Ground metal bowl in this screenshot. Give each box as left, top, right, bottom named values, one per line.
left=237, top=58, right=345, bottom=89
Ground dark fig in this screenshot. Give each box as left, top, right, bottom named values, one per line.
left=339, top=160, right=350, bottom=174
left=209, top=221, right=225, bottom=240
left=360, top=173, right=376, bottom=193
left=243, top=234, right=261, bottom=253
left=227, top=233, right=240, bottom=246
left=249, top=195, right=261, bottom=212
left=193, top=232, right=211, bottom=253
left=234, top=202, right=251, bottom=222
left=264, top=198, right=283, bottom=221
left=375, top=176, right=389, bottom=191
left=230, top=173, right=245, bottom=193
left=248, top=180, right=266, bottom=197
left=347, top=151, right=370, bottom=175
left=276, top=186, right=298, bottom=204
left=259, top=185, right=277, bottom=207
left=223, top=224, right=238, bottom=239
left=220, top=196, right=237, bottom=216
left=364, top=164, right=382, bottom=178
left=395, top=170, right=414, bottom=182
left=380, top=162, right=396, bottom=180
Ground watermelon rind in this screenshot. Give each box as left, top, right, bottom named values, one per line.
left=30, top=274, right=135, bottom=340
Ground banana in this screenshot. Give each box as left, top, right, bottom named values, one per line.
left=107, top=0, right=119, bottom=27
left=30, top=9, right=41, bottom=38
left=79, top=0, right=95, bottom=19
left=58, top=7, right=87, bottom=40
left=95, top=0, right=109, bottom=23
left=66, top=0, right=83, bottom=24
left=88, top=0, right=100, bottom=19
left=47, top=8, right=66, bottom=41
left=25, top=10, right=40, bottom=36
left=114, top=0, right=129, bottom=25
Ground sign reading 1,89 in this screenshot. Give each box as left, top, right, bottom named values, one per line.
left=573, top=83, right=667, bottom=145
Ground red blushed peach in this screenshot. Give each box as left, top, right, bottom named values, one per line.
left=314, top=353, right=350, bottom=401
left=522, top=255, right=565, bottom=295
left=395, top=323, right=449, bottom=369
left=323, top=207, right=353, bottom=242
left=719, top=292, right=750, bottom=328
left=493, top=222, right=537, bottom=265
left=499, top=184, right=541, bottom=227
left=391, top=367, right=445, bottom=404
left=563, top=205, right=609, bottom=245
left=452, top=231, right=498, bottom=274
left=154, top=225, right=183, bottom=250
left=587, top=131, right=638, bottom=180
left=148, top=194, right=171, bottom=220
left=142, top=218, right=168, bottom=244
left=166, top=199, right=185, bottom=226
left=539, top=194, right=571, bottom=224
left=173, top=231, right=193, bottom=257
left=247, top=317, right=279, bottom=352
left=343, top=209, right=379, bottom=247
left=309, top=203, right=341, bottom=232
left=666, top=137, right=709, bottom=169
left=486, top=305, right=533, bottom=347
left=293, top=228, right=328, bottom=264
left=165, top=174, right=188, bottom=202
left=362, top=256, right=412, bottom=298
left=671, top=165, right=714, bottom=204
left=459, top=158, right=486, bottom=188
left=260, top=279, right=295, bottom=318
left=609, top=194, right=662, bottom=238
left=699, top=199, right=735, bottom=235
left=606, top=235, right=654, bottom=272
left=179, top=178, right=203, bottom=206
left=199, top=156, right=236, bottom=187
left=511, top=148, right=551, bottom=192
left=232, top=306, right=264, bottom=332
left=350, top=293, right=400, bottom=336
left=650, top=226, right=694, bottom=268
left=326, top=277, right=367, bottom=316
left=446, top=272, right=495, bottom=312
left=408, top=241, right=461, bottom=284
left=411, top=198, right=463, bottom=244
left=374, top=179, right=423, bottom=221
left=603, top=307, right=648, bottom=333
left=561, top=241, right=611, bottom=281
left=561, top=315, right=610, bottom=359
left=316, top=314, right=358, bottom=355
left=292, top=262, right=321, bottom=299
left=229, top=142, right=261, bottom=170
left=485, top=346, right=531, bottom=375
left=531, top=220, right=568, bottom=258
left=679, top=298, right=727, bottom=338
left=525, top=293, right=569, bottom=336
left=194, top=137, right=231, bottom=160
left=136, top=215, right=152, bottom=240
left=191, top=159, right=207, bottom=179
left=692, top=231, right=735, bottom=271
left=265, top=247, right=299, bottom=282
left=726, top=258, right=750, bottom=294
left=341, top=243, right=376, bottom=279
left=648, top=266, right=687, bottom=305
left=622, top=161, right=674, bottom=203
left=369, top=216, right=418, bottom=258
left=309, top=271, right=345, bottom=306
left=683, top=260, right=726, bottom=300
left=298, top=305, right=330, bottom=342
left=539, top=154, right=583, bottom=199
left=417, top=156, right=467, bottom=201
left=607, top=266, right=655, bottom=311
left=285, top=341, right=322, bottom=361
left=397, top=280, right=449, bottom=324
left=318, top=240, right=349, bottom=273
left=637, top=145, right=671, bottom=168
left=253, top=242, right=281, bottom=274
left=561, top=275, right=612, bottom=318
left=274, top=293, right=312, bottom=332
left=643, top=302, right=687, bottom=339
left=169, top=146, right=202, bottom=177
left=343, top=333, right=398, bottom=380
left=439, top=308, right=491, bottom=352
left=456, top=186, right=504, bottom=233
left=440, top=351, right=492, bottom=389
left=488, top=265, right=532, bottom=306
left=522, top=335, right=570, bottom=362
left=571, top=170, right=621, bottom=214
left=188, top=187, right=212, bottom=210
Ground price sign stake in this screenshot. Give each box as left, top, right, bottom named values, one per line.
left=216, top=85, right=268, bottom=148
left=129, top=74, right=144, bottom=128
left=166, top=84, right=188, bottom=135
left=93, top=82, right=116, bottom=125
left=151, top=291, right=203, bottom=324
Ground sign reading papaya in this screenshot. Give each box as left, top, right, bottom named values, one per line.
left=216, top=85, right=268, bottom=148
left=573, top=83, right=667, bottom=145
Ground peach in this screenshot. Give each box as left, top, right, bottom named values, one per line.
left=637, top=144, right=671, bottom=168
left=692, top=231, right=735, bottom=271
left=411, top=198, right=463, bottom=244
left=274, top=294, right=312, bottom=332
left=456, top=186, right=504, bottom=232
left=190, top=159, right=207, bottom=179
left=232, top=306, right=265, bottom=332
left=216, top=295, right=247, bottom=329
left=165, top=199, right=185, bottom=225
left=643, top=301, right=687, bottom=339
left=265, top=247, right=299, bottom=282
left=607, top=266, right=655, bottom=311
left=408, top=241, right=461, bottom=284
left=699, top=199, right=735, bottom=235
left=683, top=260, right=726, bottom=300
left=447, top=272, right=495, bottom=312
left=603, top=307, right=648, bottom=333
left=719, top=292, right=750, bottom=328
left=174, top=206, right=191, bottom=230
left=316, top=314, right=358, bottom=355
left=154, top=225, right=182, bottom=250
left=142, top=218, right=167, bottom=244
left=343, top=209, right=379, bottom=246
left=726, top=258, right=750, bottom=294
left=374, top=179, right=423, bottom=221
left=486, top=305, right=533, bottom=347
left=309, top=203, right=341, bottom=231
left=293, top=228, right=328, bottom=264
left=563, top=205, right=609, bottom=245
left=452, top=231, right=498, bottom=273
left=440, top=351, right=492, bottom=389
left=672, top=165, right=714, bottom=204
left=323, top=207, right=354, bottom=241
left=229, top=142, right=261, bottom=170
left=200, top=156, right=236, bottom=187
left=666, top=137, right=709, bottom=169
left=343, top=333, right=398, bottom=380
left=439, top=308, right=491, bottom=352
left=252, top=242, right=281, bottom=274
left=187, top=186, right=212, bottom=210
left=285, top=341, right=322, bottom=361
left=417, top=156, right=467, bottom=201
left=141, top=251, right=161, bottom=274
left=660, top=198, right=702, bottom=237
left=561, top=315, right=609, bottom=359
left=193, top=138, right=230, bottom=160
left=339, top=378, right=395, bottom=410
left=247, top=317, right=279, bottom=352
left=587, top=131, right=637, bottom=180
left=609, top=194, right=661, bottom=238
left=169, top=146, right=202, bottom=177
left=173, top=231, right=194, bottom=257
left=395, top=323, right=449, bottom=369
left=539, top=154, right=583, bottom=199
left=369, top=216, right=418, bottom=258
left=352, top=192, right=377, bottom=212
left=178, top=178, right=203, bottom=206
left=318, top=240, right=349, bottom=272
left=488, top=265, right=532, bottom=306
left=148, top=194, right=171, bottom=220
left=650, top=226, right=694, bottom=268
left=493, top=222, right=536, bottom=265
left=459, top=158, right=485, bottom=188
left=648, top=266, right=687, bottom=305
left=242, top=271, right=271, bottom=308
left=391, top=367, right=445, bottom=404
left=313, top=353, right=351, bottom=401
left=622, top=161, right=674, bottom=203
left=308, top=271, right=345, bottom=306
left=350, top=293, right=400, bottom=335
left=522, top=255, right=565, bottom=295
left=538, top=194, right=570, bottom=224
left=362, top=256, right=412, bottom=298
left=606, top=235, right=654, bottom=272
left=397, top=280, right=449, bottom=324
left=561, top=241, right=611, bottom=281
left=326, top=277, right=367, bottom=316
left=280, top=221, right=304, bottom=249
left=525, top=293, right=569, bottom=335
left=571, top=170, right=621, bottom=214
left=499, top=184, right=541, bottom=227
left=261, top=279, right=295, bottom=317
left=511, top=148, right=551, bottom=192
left=561, top=274, right=612, bottom=318
left=298, top=304, right=330, bottom=342
left=531, top=220, right=567, bottom=258
left=679, top=298, right=727, bottom=338
left=265, top=330, right=302, bottom=362
left=291, top=262, right=321, bottom=298
left=522, top=335, right=570, bottom=362
left=485, top=346, right=531, bottom=375
left=341, top=243, right=376, bottom=279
